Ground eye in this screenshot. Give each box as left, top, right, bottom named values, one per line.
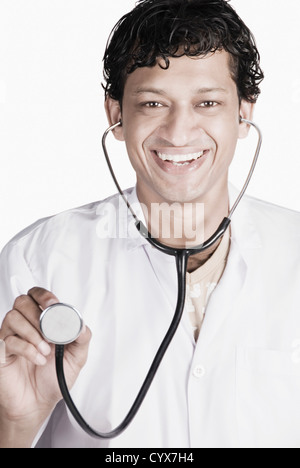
left=198, top=101, right=218, bottom=108
left=144, top=101, right=164, bottom=108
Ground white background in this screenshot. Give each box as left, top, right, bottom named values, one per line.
left=0, top=0, right=300, bottom=252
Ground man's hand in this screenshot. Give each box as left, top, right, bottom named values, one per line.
left=0, top=287, right=91, bottom=448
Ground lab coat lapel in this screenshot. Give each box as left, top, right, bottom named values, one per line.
left=197, top=187, right=263, bottom=350
left=124, top=188, right=184, bottom=326
left=196, top=239, right=247, bottom=350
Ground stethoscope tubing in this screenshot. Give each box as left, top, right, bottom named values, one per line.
left=55, top=250, right=188, bottom=439
left=55, top=118, right=262, bottom=438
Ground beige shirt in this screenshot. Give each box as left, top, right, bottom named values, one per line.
left=186, top=229, right=231, bottom=340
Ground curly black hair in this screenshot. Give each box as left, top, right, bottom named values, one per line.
left=103, top=0, right=264, bottom=104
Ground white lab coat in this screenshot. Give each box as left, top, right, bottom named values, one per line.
left=1, top=186, right=300, bottom=448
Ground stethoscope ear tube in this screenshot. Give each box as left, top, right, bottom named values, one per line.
left=103, top=119, right=262, bottom=248
left=136, top=216, right=231, bottom=256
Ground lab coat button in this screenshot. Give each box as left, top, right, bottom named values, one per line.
left=193, top=365, right=206, bottom=379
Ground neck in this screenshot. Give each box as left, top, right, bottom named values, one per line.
left=187, top=236, right=223, bottom=273
left=137, top=182, right=230, bottom=269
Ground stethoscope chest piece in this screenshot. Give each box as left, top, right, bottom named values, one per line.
left=40, top=303, right=83, bottom=345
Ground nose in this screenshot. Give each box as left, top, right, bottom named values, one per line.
left=158, top=106, right=202, bottom=147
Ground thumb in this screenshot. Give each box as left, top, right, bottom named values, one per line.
left=65, top=325, right=92, bottom=371
left=27, top=287, right=59, bottom=310
left=73, top=324, right=92, bottom=347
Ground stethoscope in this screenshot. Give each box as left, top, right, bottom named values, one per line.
left=40, top=118, right=262, bottom=438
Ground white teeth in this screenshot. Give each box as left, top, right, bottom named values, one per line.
left=157, top=151, right=204, bottom=163
left=173, top=161, right=190, bottom=166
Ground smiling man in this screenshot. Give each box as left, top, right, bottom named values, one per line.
left=1, top=0, right=300, bottom=449
left=106, top=51, right=253, bottom=255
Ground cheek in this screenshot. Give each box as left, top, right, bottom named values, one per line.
left=123, top=115, right=156, bottom=158
left=121, top=123, right=150, bottom=174
left=208, top=118, right=240, bottom=156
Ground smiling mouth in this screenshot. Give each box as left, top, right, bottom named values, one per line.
left=155, top=150, right=207, bottom=166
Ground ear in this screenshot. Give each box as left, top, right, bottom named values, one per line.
left=104, top=97, right=125, bottom=141
left=238, top=100, right=255, bottom=139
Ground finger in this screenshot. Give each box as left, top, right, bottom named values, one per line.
left=27, top=287, right=59, bottom=311
left=0, top=339, right=6, bottom=364
left=4, top=335, right=48, bottom=366
left=0, top=309, right=51, bottom=357
left=12, top=295, right=44, bottom=331
left=73, top=324, right=92, bottom=346
left=66, top=325, right=92, bottom=368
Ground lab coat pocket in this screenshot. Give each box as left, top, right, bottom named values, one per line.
left=236, top=346, right=300, bottom=448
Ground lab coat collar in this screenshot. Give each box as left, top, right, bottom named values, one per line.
left=124, top=184, right=263, bottom=258
left=228, top=183, right=262, bottom=255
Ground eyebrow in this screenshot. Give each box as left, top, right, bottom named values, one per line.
left=132, top=87, right=228, bottom=96
left=132, top=87, right=168, bottom=96
left=195, top=87, right=228, bottom=94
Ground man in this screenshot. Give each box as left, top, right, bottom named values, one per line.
left=1, top=0, right=300, bottom=448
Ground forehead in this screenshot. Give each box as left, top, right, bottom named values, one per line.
left=124, top=50, right=236, bottom=97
